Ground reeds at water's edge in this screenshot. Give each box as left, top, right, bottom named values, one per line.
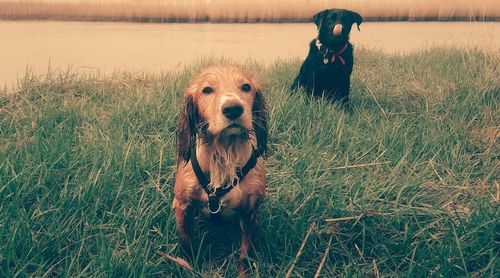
left=0, top=0, right=499, bottom=22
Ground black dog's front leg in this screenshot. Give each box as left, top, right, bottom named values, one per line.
left=291, top=68, right=306, bottom=92
left=291, top=61, right=315, bottom=94
left=290, top=75, right=301, bottom=92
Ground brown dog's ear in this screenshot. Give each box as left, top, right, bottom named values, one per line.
left=252, top=90, right=268, bottom=156
left=313, top=9, right=328, bottom=29
left=350, top=11, right=363, bottom=31
left=177, top=94, right=198, bottom=162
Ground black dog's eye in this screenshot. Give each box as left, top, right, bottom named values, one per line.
left=202, top=86, right=213, bottom=94
left=241, top=83, right=252, bottom=92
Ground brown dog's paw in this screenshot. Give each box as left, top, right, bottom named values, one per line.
left=238, top=258, right=254, bottom=278
left=179, top=239, right=194, bottom=261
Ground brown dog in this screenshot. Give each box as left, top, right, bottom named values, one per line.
left=173, top=65, right=268, bottom=276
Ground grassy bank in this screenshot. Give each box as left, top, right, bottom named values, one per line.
left=0, top=0, right=499, bottom=22
left=0, top=48, right=499, bottom=277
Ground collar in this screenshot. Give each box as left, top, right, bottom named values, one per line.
left=315, top=38, right=349, bottom=66
left=190, top=146, right=260, bottom=216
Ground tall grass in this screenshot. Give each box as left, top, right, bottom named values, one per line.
left=1, top=47, right=499, bottom=276
left=0, top=0, right=499, bottom=22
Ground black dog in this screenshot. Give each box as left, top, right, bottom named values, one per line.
left=291, top=9, right=362, bottom=107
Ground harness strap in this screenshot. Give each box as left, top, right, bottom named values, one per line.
left=190, top=147, right=210, bottom=188
left=190, top=146, right=259, bottom=218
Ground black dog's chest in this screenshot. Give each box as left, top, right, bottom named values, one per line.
left=314, top=60, right=350, bottom=76
left=312, top=68, right=345, bottom=94
left=311, top=51, right=352, bottom=81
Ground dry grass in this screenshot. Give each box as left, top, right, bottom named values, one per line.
left=0, top=0, right=498, bottom=22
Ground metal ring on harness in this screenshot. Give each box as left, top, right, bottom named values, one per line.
left=208, top=201, right=222, bottom=214
left=208, top=194, right=222, bottom=214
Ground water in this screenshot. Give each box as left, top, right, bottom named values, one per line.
left=1, top=21, right=499, bottom=90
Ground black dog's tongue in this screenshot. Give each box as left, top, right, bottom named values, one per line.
left=333, top=24, right=343, bottom=36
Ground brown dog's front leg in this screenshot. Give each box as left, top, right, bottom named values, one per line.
left=238, top=210, right=259, bottom=277
left=174, top=201, right=194, bottom=256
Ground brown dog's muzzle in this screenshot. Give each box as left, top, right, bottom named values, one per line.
left=333, top=24, right=343, bottom=36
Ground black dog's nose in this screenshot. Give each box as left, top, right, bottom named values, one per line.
left=222, top=102, right=244, bottom=120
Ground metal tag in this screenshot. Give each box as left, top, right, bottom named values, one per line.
left=323, top=58, right=329, bottom=64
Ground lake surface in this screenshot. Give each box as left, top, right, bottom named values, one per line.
left=1, top=21, right=499, bottom=90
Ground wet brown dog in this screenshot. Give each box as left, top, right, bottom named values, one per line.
left=173, top=65, right=268, bottom=276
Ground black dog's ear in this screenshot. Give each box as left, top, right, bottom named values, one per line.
left=252, top=89, right=268, bottom=156
left=177, top=94, right=198, bottom=162
left=350, top=11, right=363, bottom=31
left=313, top=9, right=328, bottom=29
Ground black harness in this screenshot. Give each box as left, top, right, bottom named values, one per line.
left=190, top=147, right=260, bottom=219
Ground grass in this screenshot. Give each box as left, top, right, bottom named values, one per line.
left=0, top=47, right=499, bottom=277
left=0, top=0, right=499, bottom=22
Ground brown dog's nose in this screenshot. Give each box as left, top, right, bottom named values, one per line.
left=222, top=102, right=244, bottom=120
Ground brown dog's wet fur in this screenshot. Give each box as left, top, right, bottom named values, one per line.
left=173, top=65, right=268, bottom=276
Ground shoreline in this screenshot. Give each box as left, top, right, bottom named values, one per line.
left=2, top=47, right=499, bottom=95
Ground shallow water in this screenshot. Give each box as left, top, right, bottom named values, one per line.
left=1, top=21, right=499, bottom=90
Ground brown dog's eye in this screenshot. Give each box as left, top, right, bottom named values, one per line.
left=202, top=86, right=213, bottom=94
left=241, top=83, right=252, bottom=92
